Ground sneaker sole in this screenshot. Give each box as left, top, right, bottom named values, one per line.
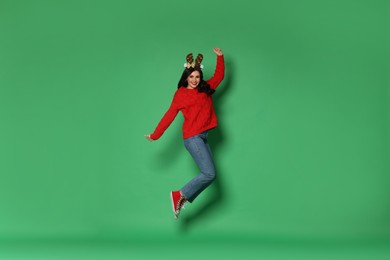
left=170, top=192, right=178, bottom=219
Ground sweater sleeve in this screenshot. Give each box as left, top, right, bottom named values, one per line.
left=207, top=55, right=225, bottom=90
left=150, top=92, right=180, bottom=140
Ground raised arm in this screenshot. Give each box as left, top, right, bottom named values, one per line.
left=207, top=48, right=225, bottom=90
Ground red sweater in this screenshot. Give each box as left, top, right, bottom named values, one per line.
left=150, top=55, right=225, bottom=140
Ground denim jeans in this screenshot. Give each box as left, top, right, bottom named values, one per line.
left=181, top=131, right=216, bottom=203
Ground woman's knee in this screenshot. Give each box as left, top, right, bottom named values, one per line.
left=203, top=170, right=216, bottom=182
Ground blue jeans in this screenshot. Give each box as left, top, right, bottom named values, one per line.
left=181, top=131, right=216, bottom=203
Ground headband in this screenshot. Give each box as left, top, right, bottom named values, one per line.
left=184, top=53, right=204, bottom=69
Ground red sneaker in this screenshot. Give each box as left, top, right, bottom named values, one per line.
left=170, top=191, right=186, bottom=219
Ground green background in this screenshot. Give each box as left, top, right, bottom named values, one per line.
left=0, top=0, right=389, bottom=259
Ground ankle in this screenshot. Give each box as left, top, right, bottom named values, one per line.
left=179, top=191, right=187, bottom=201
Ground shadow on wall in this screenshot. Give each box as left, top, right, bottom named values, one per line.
left=180, top=57, right=234, bottom=232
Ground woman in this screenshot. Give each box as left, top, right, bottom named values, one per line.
left=145, top=47, right=224, bottom=219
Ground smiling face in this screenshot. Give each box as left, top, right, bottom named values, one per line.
left=186, top=70, right=201, bottom=89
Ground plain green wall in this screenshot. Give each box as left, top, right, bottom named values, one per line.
left=0, top=0, right=389, bottom=244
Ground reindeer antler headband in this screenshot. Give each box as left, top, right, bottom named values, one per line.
left=184, top=53, right=204, bottom=69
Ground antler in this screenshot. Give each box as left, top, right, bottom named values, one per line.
left=186, top=53, right=194, bottom=67
left=195, top=54, right=203, bottom=67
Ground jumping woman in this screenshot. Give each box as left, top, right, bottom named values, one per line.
left=145, top=47, right=224, bottom=219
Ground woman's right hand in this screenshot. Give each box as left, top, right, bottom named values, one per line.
left=144, top=134, right=153, bottom=142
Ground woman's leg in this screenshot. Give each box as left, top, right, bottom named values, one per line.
left=181, top=131, right=216, bottom=203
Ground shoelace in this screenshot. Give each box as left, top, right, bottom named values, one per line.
left=176, top=196, right=186, bottom=212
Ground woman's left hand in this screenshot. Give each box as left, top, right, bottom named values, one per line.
left=213, top=48, right=223, bottom=56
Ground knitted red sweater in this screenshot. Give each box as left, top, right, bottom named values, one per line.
left=150, top=55, right=225, bottom=140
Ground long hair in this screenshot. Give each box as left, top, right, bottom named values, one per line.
left=177, top=67, right=215, bottom=95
